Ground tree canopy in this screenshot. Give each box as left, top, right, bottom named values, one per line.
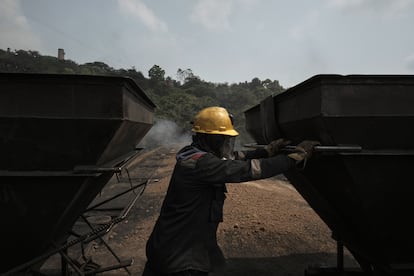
left=0, top=48, right=285, bottom=145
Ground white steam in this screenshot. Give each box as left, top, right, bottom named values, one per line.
left=138, top=119, right=192, bottom=149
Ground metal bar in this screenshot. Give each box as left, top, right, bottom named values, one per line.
left=342, top=149, right=414, bottom=156
left=243, top=143, right=265, bottom=149
left=314, top=145, right=362, bottom=153
left=244, top=143, right=362, bottom=153
left=59, top=249, right=85, bottom=276
left=120, top=179, right=150, bottom=219
left=284, top=145, right=362, bottom=153
left=61, top=247, right=68, bottom=276
left=0, top=170, right=100, bottom=177
left=337, top=240, right=344, bottom=272
left=74, top=179, right=149, bottom=275
left=83, top=259, right=133, bottom=275
left=93, top=148, right=144, bottom=172
left=0, top=150, right=148, bottom=176
left=79, top=178, right=150, bottom=275
left=81, top=216, right=131, bottom=275
left=74, top=166, right=122, bottom=173
left=82, top=221, right=119, bottom=244
left=246, top=143, right=414, bottom=156
left=86, top=207, right=124, bottom=212
left=2, top=219, right=120, bottom=276
left=84, top=180, right=147, bottom=212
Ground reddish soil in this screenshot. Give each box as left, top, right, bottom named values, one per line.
left=42, top=145, right=357, bottom=275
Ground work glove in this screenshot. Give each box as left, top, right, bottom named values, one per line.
left=264, top=138, right=291, bottom=157
left=287, top=140, right=320, bottom=163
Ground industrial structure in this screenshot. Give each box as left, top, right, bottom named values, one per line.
left=245, top=74, right=414, bottom=275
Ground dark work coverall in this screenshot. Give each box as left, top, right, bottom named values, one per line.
left=143, top=144, right=296, bottom=275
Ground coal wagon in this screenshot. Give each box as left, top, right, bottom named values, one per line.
left=244, top=74, right=414, bottom=275
left=0, top=73, right=155, bottom=274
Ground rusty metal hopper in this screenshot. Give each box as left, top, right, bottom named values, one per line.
left=244, top=74, right=414, bottom=275
left=0, top=73, right=155, bottom=273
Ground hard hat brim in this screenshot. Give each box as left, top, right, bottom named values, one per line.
left=192, top=128, right=239, bottom=136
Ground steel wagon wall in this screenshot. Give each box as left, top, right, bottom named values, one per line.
left=0, top=73, right=155, bottom=273
left=244, top=74, right=414, bottom=274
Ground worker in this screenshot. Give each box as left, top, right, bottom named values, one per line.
left=142, top=106, right=319, bottom=276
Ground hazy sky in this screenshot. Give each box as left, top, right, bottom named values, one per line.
left=1, top=0, right=414, bottom=88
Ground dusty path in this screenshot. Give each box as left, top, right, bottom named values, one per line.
left=42, top=145, right=357, bottom=275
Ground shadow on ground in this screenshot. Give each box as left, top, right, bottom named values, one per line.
left=211, top=253, right=358, bottom=276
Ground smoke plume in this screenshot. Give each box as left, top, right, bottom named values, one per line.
left=138, top=119, right=192, bottom=149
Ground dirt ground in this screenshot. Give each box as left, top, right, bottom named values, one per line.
left=42, top=145, right=357, bottom=276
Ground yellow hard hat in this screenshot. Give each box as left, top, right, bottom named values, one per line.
left=192, top=106, right=239, bottom=136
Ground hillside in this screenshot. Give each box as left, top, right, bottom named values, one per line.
left=0, top=48, right=285, bottom=145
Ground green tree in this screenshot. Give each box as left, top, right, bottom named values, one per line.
left=262, top=78, right=284, bottom=94
left=148, top=64, right=165, bottom=82
left=0, top=48, right=286, bottom=145
left=177, top=68, right=195, bottom=84
left=250, top=77, right=262, bottom=89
